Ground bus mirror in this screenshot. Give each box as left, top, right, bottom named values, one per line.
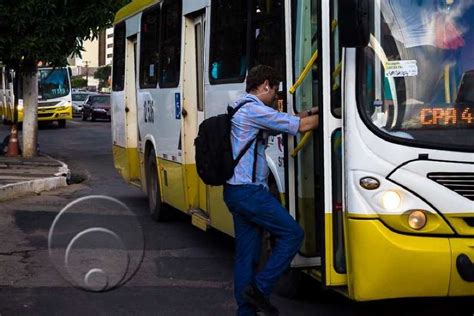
left=338, top=0, right=370, bottom=47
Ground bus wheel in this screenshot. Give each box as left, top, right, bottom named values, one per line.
left=58, top=119, right=66, bottom=128
left=146, top=149, right=167, bottom=221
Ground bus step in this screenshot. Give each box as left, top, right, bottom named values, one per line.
left=129, top=180, right=142, bottom=189
left=190, top=209, right=210, bottom=232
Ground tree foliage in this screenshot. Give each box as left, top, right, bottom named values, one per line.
left=71, top=77, right=88, bottom=89
left=94, top=65, right=111, bottom=89
left=0, top=0, right=130, bottom=74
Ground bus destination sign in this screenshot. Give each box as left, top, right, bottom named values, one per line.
left=419, top=106, right=473, bottom=127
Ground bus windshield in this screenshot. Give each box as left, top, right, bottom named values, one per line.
left=38, top=68, right=70, bottom=100
left=358, top=0, right=474, bottom=150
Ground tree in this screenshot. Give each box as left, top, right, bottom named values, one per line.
left=71, top=77, right=88, bottom=89
left=94, top=65, right=111, bottom=91
left=0, top=0, right=130, bottom=157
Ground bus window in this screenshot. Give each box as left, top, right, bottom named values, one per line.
left=293, top=0, right=320, bottom=114
left=38, top=68, right=70, bottom=100
left=358, top=1, right=474, bottom=150
left=331, top=2, right=342, bottom=118
left=112, top=22, right=126, bottom=91
left=159, top=0, right=182, bottom=88
left=140, top=4, right=160, bottom=89
left=209, top=0, right=248, bottom=83
left=249, top=0, right=285, bottom=78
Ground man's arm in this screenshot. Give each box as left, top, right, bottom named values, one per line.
left=296, top=106, right=318, bottom=118
left=296, top=106, right=319, bottom=133
left=299, top=114, right=318, bottom=133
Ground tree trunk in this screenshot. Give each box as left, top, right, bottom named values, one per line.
left=22, top=71, right=38, bottom=158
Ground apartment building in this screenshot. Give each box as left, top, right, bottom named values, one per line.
left=68, top=27, right=114, bottom=90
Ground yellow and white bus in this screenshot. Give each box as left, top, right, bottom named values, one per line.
left=0, top=67, right=73, bottom=128
left=111, top=0, right=474, bottom=301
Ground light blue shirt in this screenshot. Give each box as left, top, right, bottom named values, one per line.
left=227, top=94, right=300, bottom=187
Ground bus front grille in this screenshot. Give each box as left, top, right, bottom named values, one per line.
left=428, top=173, right=474, bottom=201
left=38, top=113, right=54, bottom=118
left=38, top=101, right=60, bottom=108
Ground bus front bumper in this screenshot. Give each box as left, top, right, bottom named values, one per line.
left=346, top=218, right=474, bottom=301
left=17, top=105, right=72, bottom=122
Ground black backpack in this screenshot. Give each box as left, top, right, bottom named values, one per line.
left=194, top=101, right=258, bottom=186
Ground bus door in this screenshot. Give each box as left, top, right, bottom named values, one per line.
left=124, top=34, right=141, bottom=183
left=182, top=11, right=209, bottom=227
left=288, top=0, right=347, bottom=287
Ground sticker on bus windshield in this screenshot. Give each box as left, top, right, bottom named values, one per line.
left=385, top=60, right=418, bottom=78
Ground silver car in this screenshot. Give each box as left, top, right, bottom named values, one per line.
left=72, top=92, right=95, bottom=116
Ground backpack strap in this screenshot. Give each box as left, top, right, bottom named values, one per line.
left=227, top=100, right=250, bottom=118
left=229, top=100, right=255, bottom=168
left=229, top=100, right=261, bottom=183
left=234, top=134, right=257, bottom=167
left=252, top=130, right=264, bottom=183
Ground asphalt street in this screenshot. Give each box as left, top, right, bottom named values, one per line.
left=0, top=118, right=472, bottom=315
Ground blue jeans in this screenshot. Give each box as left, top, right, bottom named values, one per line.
left=224, top=184, right=304, bottom=316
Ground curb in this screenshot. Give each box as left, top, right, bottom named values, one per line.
left=43, top=154, right=71, bottom=179
left=0, top=155, right=70, bottom=202
left=0, top=176, right=68, bottom=202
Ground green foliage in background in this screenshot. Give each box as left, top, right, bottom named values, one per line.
left=71, top=77, right=88, bottom=89
left=94, top=65, right=111, bottom=89
left=0, top=0, right=131, bottom=74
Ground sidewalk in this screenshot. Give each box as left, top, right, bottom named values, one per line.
left=0, top=155, right=69, bottom=202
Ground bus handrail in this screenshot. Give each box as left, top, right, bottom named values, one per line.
left=444, top=64, right=451, bottom=104
left=290, top=131, right=312, bottom=157
left=289, top=50, right=319, bottom=95
left=369, top=34, right=399, bottom=128
left=290, top=20, right=340, bottom=158
left=289, top=20, right=338, bottom=95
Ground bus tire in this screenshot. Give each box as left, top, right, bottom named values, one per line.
left=146, top=148, right=166, bottom=221
left=58, top=119, right=66, bottom=128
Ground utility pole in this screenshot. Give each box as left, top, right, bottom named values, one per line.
left=84, top=60, right=90, bottom=89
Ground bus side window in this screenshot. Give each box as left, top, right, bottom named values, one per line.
left=250, top=0, right=285, bottom=78
left=140, top=4, right=160, bottom=89
left=159, top=0, right=182, bottom=88
left=331, top=2, right=342, bottom=118
left=209, top=0, right=248, bottom=83
left=112, top=22, right=126, bottom=92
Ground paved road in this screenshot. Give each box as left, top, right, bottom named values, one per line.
left=0, top=119, right=472, bottom=315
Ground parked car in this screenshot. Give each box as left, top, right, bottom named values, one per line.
left=81, top=94, right=111, bottom=121
left=72, top=92, right=94, bottom=116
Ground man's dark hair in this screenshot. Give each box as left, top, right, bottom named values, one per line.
left=245, top=65, right=281, bottom=93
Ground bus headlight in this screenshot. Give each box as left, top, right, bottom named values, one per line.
left=408, top=210, right=427, bottom=230
left=382, top=191, right=401, bottom=210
